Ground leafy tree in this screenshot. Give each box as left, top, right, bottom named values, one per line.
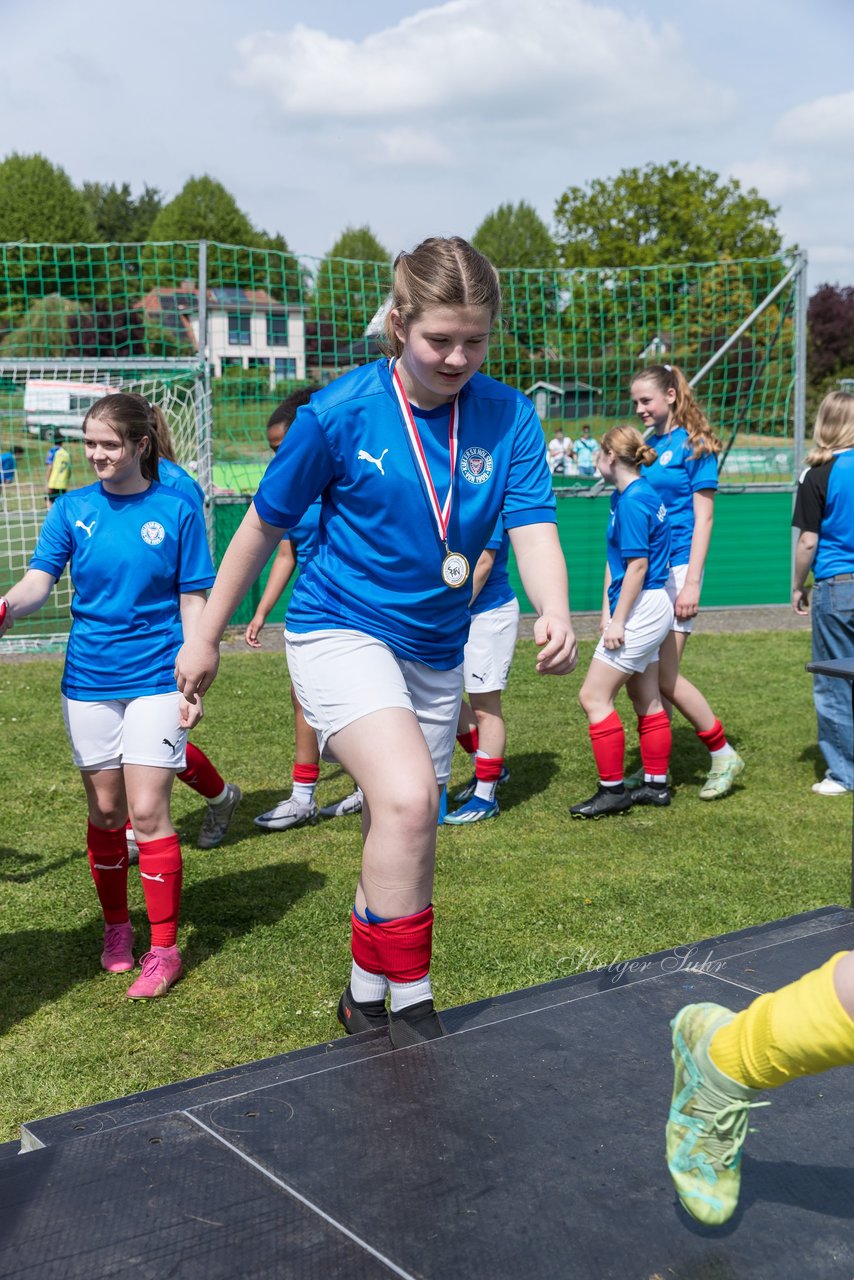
left=0, top=293, right=82, bottom=357
left=80, top=181, right=163, bottom=242
left=473, top=202, right=556, bottom=270
left=554, top=162, right=783, bottom=269
left=314, top=226, right=392, bottom=342
left=0, top=153, right=96, bottom=243
left=807, top=284, right=854, bottom=384
left=146, top=176, right=258, bottom=244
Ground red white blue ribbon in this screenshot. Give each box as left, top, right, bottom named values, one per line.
left=390, top=360, right=459, bottom=547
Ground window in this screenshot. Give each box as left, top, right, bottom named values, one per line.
left=247, top=357, right=269, bottom=370
left=228, top=312, right=251, bottom=346
left=220, top=357, right=243, bottom=370
left=267, top=312, right=289, bottom=346
left=274, top=358, right=297, bottom=380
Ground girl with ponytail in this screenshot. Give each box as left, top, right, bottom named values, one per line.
left=570, top=426, right=675, bottom=818
left=627, top=364, right=744, bottom=801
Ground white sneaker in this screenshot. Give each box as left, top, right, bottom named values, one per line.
left=319, top=788, right=363, bottom=819
left=197, top=783, right=242, bottom=848
left=254, top=794, right=317, bottom=831
left=812, top=777, right=851, bottom=796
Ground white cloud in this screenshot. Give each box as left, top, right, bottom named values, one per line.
left=810, top=245, right=854, bottom=267
left=775, top=90, right=854, bottom=147
left=729, top=160, right=811, bottom=201
left=234, top=0, right=734, bottom=167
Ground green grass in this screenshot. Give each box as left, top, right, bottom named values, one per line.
left=0, top=630, right=848, bottom=1142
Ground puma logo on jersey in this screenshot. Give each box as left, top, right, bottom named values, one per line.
left=470, top=672, right=486, bottom=683
left=357, top=448, right=389, bottom=475
left=75, top=519, right=96, bottom=538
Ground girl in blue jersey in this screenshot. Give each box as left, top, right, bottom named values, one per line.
left=570, top=426, right=674, bottom=819
left=627, top=364, right=744, bottom=801
left=245, top=390, right=361, bottom=828
left=446, top=521, right=517, bottom=824
left=0, top=393, right=215, bottom=998
left=792, top=391, right=854, bottom=795
left=176, top=236, right=577, bottom=1049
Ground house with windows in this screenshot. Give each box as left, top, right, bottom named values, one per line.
left=140, top=283, right=306, bottom=385
left=524, top=379, right=601, bottom=421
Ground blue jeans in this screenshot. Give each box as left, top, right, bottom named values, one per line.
left=811, top=578, right=854, bottom=788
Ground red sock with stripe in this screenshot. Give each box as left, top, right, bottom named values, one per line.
left=457, top=728, right=479, bottom=760
left=137, top=834, right=183, bottom=948
left=589, top=711, right=625, bottom=785
left=178, top=742, right=225, bottom=802
left=638, top=711, right=672, bottom=779
left=292, top=762, right=320, bottom=805
left=369, top=905, right=434, bottom=1012
left=349, top=908, right=389, bottom=1003
left=475, top=756, right=504, bottom=802
left=87, top=821, right=130, bottom=924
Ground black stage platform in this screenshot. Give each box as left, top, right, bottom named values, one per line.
left=3, top=907, right=854, bottom=1279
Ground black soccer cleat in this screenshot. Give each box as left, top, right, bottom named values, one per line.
left=569, top=786, right=633, bottom=819
left=388, top=999, right=447, bottom=1049
left=337, top=985, right=389, bottom=1034
left=631, top=783, right=672, bottom=807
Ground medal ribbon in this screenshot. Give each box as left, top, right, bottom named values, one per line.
left=390, top=360, right=459, bottom=549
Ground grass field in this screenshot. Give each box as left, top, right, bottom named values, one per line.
left=0, top=629, right=849, bottom=1143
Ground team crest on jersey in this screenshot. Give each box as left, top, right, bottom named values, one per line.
left=140, top=521, right=165, bottom=546
left=460, top=447, right=494, bottom=485
left=659, top=451, right=673, bottom=467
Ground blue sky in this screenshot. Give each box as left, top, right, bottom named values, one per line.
left=2, top=0, right=852, bottom=286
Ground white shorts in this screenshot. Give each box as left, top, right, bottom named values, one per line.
left=62, top=692, right=187, bottom=770
left=285, top=629, right=464, bottom=784
left=666, top=562, right=704, bottom=635
left=593, top=589, right=674, bottom=675
left=464, top=597, right=520, bottom=693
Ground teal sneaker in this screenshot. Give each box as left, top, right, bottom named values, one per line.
left=454, top=765, right=510, bottom=803
left=444, top=795, right=499, bottom=824
left=699, top=753, right=744, bottom=801
left=666, top=1002, right=769, bottom=1225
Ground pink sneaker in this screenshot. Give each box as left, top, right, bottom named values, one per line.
left=101, top=921, right=135, bottom=973
left=126, top=946, right=183, bottom=999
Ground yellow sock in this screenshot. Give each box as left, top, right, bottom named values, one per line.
left=709, top=951, right=854, bottom=1090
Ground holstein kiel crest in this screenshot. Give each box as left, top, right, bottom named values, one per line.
left=460, top=446, right=494, bottom=485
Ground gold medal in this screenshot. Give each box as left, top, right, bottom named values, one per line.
left=441, top=550, right=470, bottom=589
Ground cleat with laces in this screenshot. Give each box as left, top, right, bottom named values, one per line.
left=197, top=783, right=242, bottom=848
left=632, top=783, right=671, bottom=807
left=101, top=921, right=135, bottom=973
left=444, top=794, right=499, bottom=824
left=667, top=1002, right=769, bottom=1225
left=454, top=765, right=510, bottom=803
left=699, top=753, right=744, bottom=801
left=319, top=788, right=364, bottom=819
left=254, top=795, right=317, bottom=831
left=126, top=945, right=183, bottom=999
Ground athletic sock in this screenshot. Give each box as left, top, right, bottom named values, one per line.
left=709, top=952, right=854, bottom=1090
left=589, top=710, right=625, bottom=784
left=349, top=908, right=389, bottom=1002
left=369, top=905, right=434, bottom=1013
left=696, top=719, right=734, bottom=757
left=457, top=728, right=479, bottom=768
left=137, top=834, right=182, bottom=949
left=178, top=742, right=225, bottom=801
left=87, top=821, right=130, bottom=924
left=292, top=763, right=319, bottom=806
left=638, top=710, right=672, bottom=778
left=474, top=756, right=503, bottom=803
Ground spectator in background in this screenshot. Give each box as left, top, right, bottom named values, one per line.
left=792, top=390, right=854, bottom=795
left=574, top=424, right=599, bottom=476
left=45, top=431, right=71, bottom=503
left=547, top=426, right=570, bottom=475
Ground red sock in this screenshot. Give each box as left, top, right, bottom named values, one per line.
left=457, top=729, right=479, bottom=755
left=292, top=763, right=320, bottom=785
left=350, top=910, right=384, bottom=974
left=370, top=906, right=433, bottom=982
left=696, top=719, right=727, bottom=753
left=87, top=821, right=130, bottom=924
left=177, top=742, right=224, bottom=801
left=475, top=756, right=504, bottom=782
left=589, top=710, right=625, bottom=783
left=638, top=711, right=672, bottom=776
left=137, top=834, right=182, bottom=948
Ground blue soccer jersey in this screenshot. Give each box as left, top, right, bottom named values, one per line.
left=642, top=427, right=718, bottom=566
left=30, top=481, right=216, bottom=700
left=471, top=519, right=515, bottom=617
left=284, top=498, right=323, bottom=570
left=159, top=457, right=205, bottom=512
left=793, top=451, right=854, bottom=579
left=606, top=477, right=671, bottom=613
left=253, top=359, right=555, bottom=669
